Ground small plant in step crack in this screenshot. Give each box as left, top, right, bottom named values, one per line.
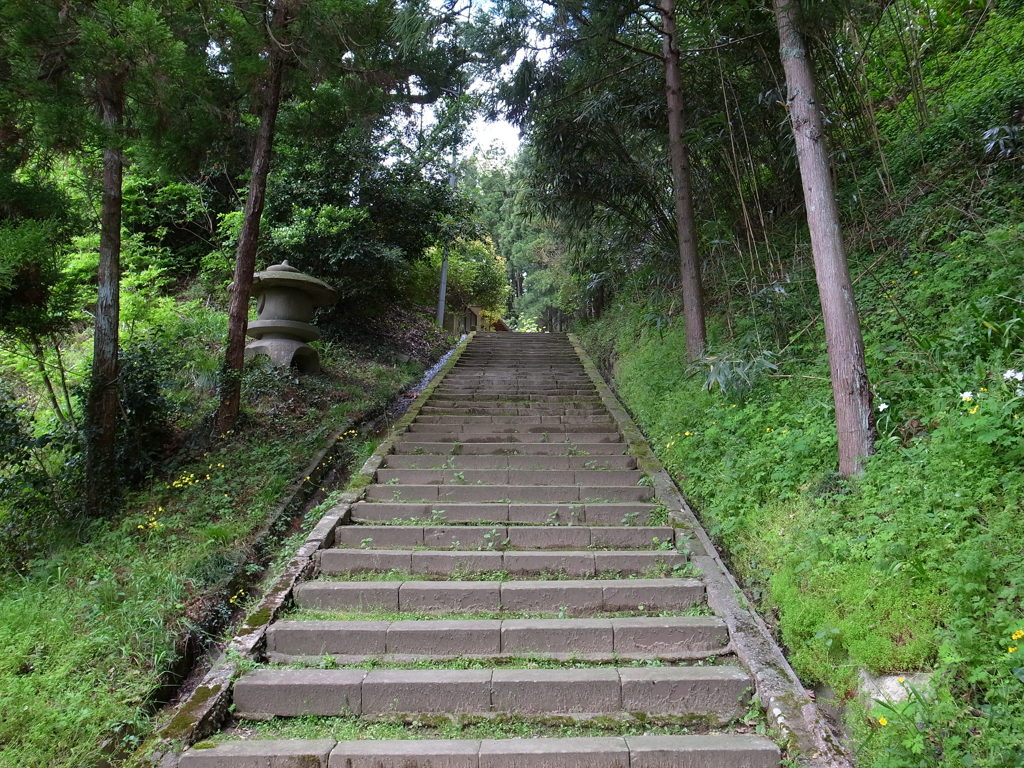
left=545, top=509, right=562, bottom=525
left=360, top=538, right=374, bottom=550
left=391, top=489, right=404, bottom=501
left=451, top=471, right=466, bottom=484
left=648, top=502, right=670, bottom=526
left=637, top=474, right=654, bottom=487
left=621, top=510, right=640, bottom=526
left=651, top=536, right=674, bottom=551
left=557, top=606, right=569, bottom=619
left=481, top=528, right=509, bottom=551
left=385, top=477, right=401, bottom=485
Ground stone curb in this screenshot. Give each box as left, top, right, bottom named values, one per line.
left=567, top=334, right=852, bottom=768
left=147, top=333, right=474, bottom=767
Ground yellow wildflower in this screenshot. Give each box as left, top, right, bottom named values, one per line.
left=878, top=717, right=888, bottom=726
left=1012, top=630, right=1024, bottom=641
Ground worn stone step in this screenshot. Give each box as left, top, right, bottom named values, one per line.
left=178, top=740, right=336, bottom=767
left=433, top=386, right=597, bottom=394
left=391, top=441, right=628, bottom=456
left=405, top=423, right=616, bottom=435
left=317, top=548, right=686, bottom=577
left=438, top=375, right=589, bottom=380
left=446, top=395, right=603, bottom=404
left=349, top=501, right=660, bottom=525
left=266, top=616, right=728, bottom=662
left=293, top=577, right=704, bottom=614
left=420, top=406, right=608, bottom=416
left=232, top=665, right=750, bottom=720
left=395, top=432, right=623, bottom=445
left=332, top=525, right=675, bottom=550
left=414, top=415, right=615, bottom=426
left=381, top=454, right=637, bottom=470
left=374, top=468, right=643, bottom=486
left=363, top=484, right=653, bottom=503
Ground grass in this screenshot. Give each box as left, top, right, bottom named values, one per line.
left=575, top=50, right=1024, bottom=765
left=282, top=604, right=717, bottom=621
left=259, top=655, right=726, bottom=671
left=214, top=711, right=753, bottom=743
left=0, top=345, right=431, bottom=768
left=314, top=562, right=698, bottom=582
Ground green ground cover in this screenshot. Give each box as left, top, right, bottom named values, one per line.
left=0, top=342, right=430, bottom=768
left=579, top=192, right=1023, bottom=767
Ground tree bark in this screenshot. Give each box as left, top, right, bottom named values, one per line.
left=29, top=335, right=67, bottom=424
left=85, top=70, right=125, bottom=516
left=772, top=0, right=875, bottom=476
left=658, top=0, right=706, bottom=361
left=214, top=2, right=294, bottom=435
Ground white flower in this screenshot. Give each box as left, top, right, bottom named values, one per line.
left=1004, top=369, right=1024, bottom=382
left=960, top=391, right=974, bottom=402
left=878, top=403, right=889, bottom=412
left=1017, top=387, right=1024, bottom=398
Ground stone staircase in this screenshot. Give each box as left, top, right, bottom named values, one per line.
left=179, top=332, right=782, bottom=767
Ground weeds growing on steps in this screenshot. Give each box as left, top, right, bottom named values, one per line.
left=211, top=709, right=766, bottom=744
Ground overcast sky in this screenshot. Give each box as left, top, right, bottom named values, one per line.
left=466, top=115, right=522, bottom=157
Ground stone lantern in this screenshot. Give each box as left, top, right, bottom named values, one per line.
left=244, top=260, right=338, bottom=374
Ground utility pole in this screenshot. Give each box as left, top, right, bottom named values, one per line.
left=436, top=87, right=460, bottom=328
left=436, top=163, right=456, bottom=328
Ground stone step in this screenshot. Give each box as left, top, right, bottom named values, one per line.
left=332, top=524, right=675, bottom=550
left=381, top=454, right=637, bottom=470
left=181, top=735, right=779, bottom=768
left=391, top=441, right=628, bottom=456
left=374, top=468, right=643, bottom=486
left=405, top=423, right=616, bottom=434
left=420, top=406, right=608, bottom=416
left=414, top=415, right=615, bottom=425
left=436, top=387, right=598, bottom=393
left=266, top=616, right=728, bottom=662
left=394, top=432, right=623, bottom=444
left=441, top=381, right=592, bottom=387
left=293, top=577, right=703, bottom=614
left=443, top=395, right=603, bottom=403
left=232, top=666, right=751, bottom=720
left=349, top=501, right=661, bottom=525
left=449, top=373, right=586, bottom=377
left=362, top=484, right=654, bottom=503
left=317, top=548, right=687, bottom=577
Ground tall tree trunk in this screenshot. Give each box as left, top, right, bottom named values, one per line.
left=85, top=71, right=125, bottom=516
left=658, top=0, right=706, bottom=361
left=29, top=335, right=67, bottom=424
left=215, top=3, right=294, bottom=435
left=51, top=333, right=77, bottom=425
left=772, top=0, right=874, bottom=476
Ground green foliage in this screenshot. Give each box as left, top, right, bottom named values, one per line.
left=407, top=238, right=510, bottom=313
left=0, top=333, right=430, bottom=767
left=579, top=209, right=1024, bottom=765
